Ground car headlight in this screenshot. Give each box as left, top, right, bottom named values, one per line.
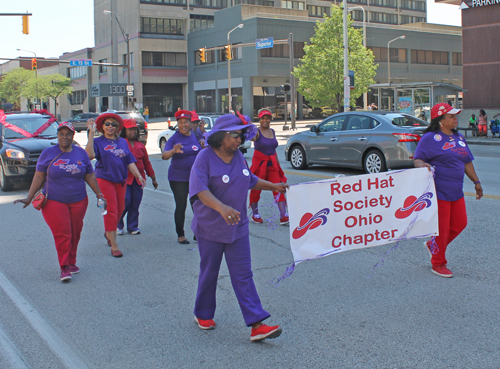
left=5, top=149, right=25, bottom=159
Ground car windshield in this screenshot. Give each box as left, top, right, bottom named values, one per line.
left=385, top=114, right=428, bottom=127
left=3, top=116, right=59, bottom=139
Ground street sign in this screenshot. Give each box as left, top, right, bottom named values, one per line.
left=127, top=91, right=134, bottom=96
left=126, top=85, right=134, bottom=92
left=90, top=83, right=128, bottom=97
left=256, top=37, right=274, bottom=49
left=70, top=59, right=92, bottom=67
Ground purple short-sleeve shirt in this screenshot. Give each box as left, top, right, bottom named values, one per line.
left=414, top=131, right=474, bottom=201
left=165, top=131, right=202, bottom=182
left=189, top=147, right=259, bottom=243
left=93, top=136, right=136, bottom=183
left=36, top=145, right=94, bottom=204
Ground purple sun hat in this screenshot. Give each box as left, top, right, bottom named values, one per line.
left=205, top=112, right=258, bottom=141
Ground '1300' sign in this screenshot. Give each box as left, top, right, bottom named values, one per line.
left=109, top=85, right=126, bottom=95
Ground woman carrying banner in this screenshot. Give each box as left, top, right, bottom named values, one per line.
left=249, top=109, right=289, bottom=225
left=414, top=103, right=483, bottom=278
left=189, top=113, right=287, bottom=341
left=14, top=122, right=104, bottom=282
left=86, top=114, right=146, bottom=258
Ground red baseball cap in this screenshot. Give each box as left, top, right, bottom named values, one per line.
left=431, top=103, right=461, bottom=120
left=258, top=109, right=272, bottom=118
left=191, top=110, right=200, bottom=122
left=123, top=118, right=138, bottom=129
left=175, top=110, right=192, bottom=121
left=57, top=121, right=75, bottom=132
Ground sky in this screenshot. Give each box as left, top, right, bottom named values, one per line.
left=2, top=0, right=461, bottom=61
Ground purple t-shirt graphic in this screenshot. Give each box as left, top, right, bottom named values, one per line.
left=414, top=131, right=474, bottom=201
left=36, top=145, right=94, bottom=204
left=165, top=131, right=202, bottom=182
left=93, top=136, right=136, bottom=183
left=189, top=147, right=259, bottom=243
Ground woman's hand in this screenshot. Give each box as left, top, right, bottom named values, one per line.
left=152, top=178, right=159, bottom=190
left=218, top=205, right=241, bottom=225
left=97, top=196, right=108, bottom=211
left=475, top=183, right=483, bottom=200
left=272, top=182, right=289, bottom=194
left=413, top=159, right=432, bottom=172
left=87, top=118, right=96, bottom=134
left=138, top=176, right=147, bottom=189
left=172, top=143, right=183, bottom=154
left=13, top=198, right=32, bottom=209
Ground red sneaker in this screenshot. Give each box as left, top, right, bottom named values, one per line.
left=280, top=214, right=289, bottom=225
left=250, top=324, right=282, bottom=341
left=60, top=266, right=72, bottom=282
left=431, top=265, right=453, bottom=278
left=69, top=264, right=80, bottom=274
left=251, top=214, right=264, bottom=224
left=194, top=316, right=216, bottom=330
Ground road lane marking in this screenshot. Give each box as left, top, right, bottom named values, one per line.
left=0, top=270, right=89, bottom=369
left=0, top=326, right=28, bottom=369
left=144, top=187, right=173, bottom=197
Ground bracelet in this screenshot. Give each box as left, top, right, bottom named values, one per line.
left=474, top=180, right=481, bottom=185
left=96, top=193, right=104, bottom=198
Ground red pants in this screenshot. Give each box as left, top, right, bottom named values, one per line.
left=432, top=197, right=468, bottom=266
left=97, top=178, right=127, bottom=232
left=42, top=197, right=88, bottom=269
left=478, top=124, right=487, bottom=134
left=249, top=165, right=286, bottom=203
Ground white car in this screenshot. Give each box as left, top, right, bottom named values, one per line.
left=157, top=114, right=252, bottom=153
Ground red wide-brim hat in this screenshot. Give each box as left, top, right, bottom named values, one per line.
left=95, top=113, right=124, bottom=133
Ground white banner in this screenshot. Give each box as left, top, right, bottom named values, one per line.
left=288, top=168, right=438, bottom=264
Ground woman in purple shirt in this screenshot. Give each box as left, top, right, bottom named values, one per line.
left=15, top=122, right=104, bottom=282
left=162, top=110, right=202, bottom=244
left=414, top=103, right=483, bottom=278
left=190, top=114, right=287, bottom=341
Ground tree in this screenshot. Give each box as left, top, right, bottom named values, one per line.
left=37, top=74, right=73, bottom=117
left=293, top=6, right=378, bottom=112
left=0, top=68, right=35, bottom=110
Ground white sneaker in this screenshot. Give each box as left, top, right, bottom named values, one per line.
left=131, top=230, right=141, bottom=235
left=117, top=229, right=124, bottom=235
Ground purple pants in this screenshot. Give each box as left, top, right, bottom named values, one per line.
left=118, top=181, right=143, bottom=232
left=194, top=235, right=270, bottom=326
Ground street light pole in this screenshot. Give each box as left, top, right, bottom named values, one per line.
left=347, top=6, right=366, bottom=108
left=17, top=48, right=37, bottom=110
left=387, top=35, right=405, bottom=84
left=227, top=23, right=243, bottom=113
left=343, top=0, right=349, bottom=112
left=104, top=10, right=131, bottom=110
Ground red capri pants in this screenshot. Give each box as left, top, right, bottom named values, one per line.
left=97, top=178, right=127, bottom=232
left=42, top=197, right=88, bottom=269
left=249, top=165, right=286, bottom=203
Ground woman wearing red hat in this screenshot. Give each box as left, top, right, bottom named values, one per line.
left=86, top=113, right=146, bottom=257
left=118, top=119, right=158, bottom=235
left=249, top=108, right=289, bottom=225
left=414, top=103, right=483, bottom=278
left=190, top=110, right=205, bottom=145
left=162, top=110, right=202, bottom=244
left=15, top=122, right=104, bottom=282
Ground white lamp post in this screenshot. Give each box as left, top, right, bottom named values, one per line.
left=227, top=23, right=243, bottom=113
left=387, top=35, right=405, bottom=84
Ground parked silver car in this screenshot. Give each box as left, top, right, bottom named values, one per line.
left=284, top=111, right=428, bottom=173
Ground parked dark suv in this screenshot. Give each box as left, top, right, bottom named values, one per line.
left=67, top=113, right=99, bottom=132
left=0, top=113, right=59, bottom=191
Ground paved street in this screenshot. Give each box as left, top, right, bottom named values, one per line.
left=1, top=129, right=500, bottom=368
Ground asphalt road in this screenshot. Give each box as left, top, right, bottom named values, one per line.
left=1, top=130, right=499, bottom=368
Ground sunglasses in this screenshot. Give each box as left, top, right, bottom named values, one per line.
left=104, top=122, right=119, bottom=127
left=227, top=131, right=243, bottom=139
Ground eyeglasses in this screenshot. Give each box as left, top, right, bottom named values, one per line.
left=104, top=122, right=119, bottom=127
left=227, top=131, right=243, bottom=139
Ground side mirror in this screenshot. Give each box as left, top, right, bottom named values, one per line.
left=310, top=126, right=317, bottom=133
left=168, top=126, right=175, bottom=131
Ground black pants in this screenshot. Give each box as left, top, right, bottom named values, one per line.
left=169, top=181, right=190, bottom=238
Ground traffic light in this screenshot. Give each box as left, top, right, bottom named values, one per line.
left=22, top=15, right=29, bottom=35
left=31, top=58, right=37, bottom=71
left=199, top=48, right=206, bottom=63
left=224, top=45, right=232, bottom=61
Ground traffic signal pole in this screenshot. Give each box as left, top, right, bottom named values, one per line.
left=289, top=33, right=296, bottom=130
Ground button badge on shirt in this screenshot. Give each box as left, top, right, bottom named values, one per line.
left=222, top=175, right=230, bottom=183
left=434, top=134, right=442, bottom=142
left=242, top=169, right=249, bottom=176
left=458, top=141, right=466, bottom=147
left=192, top=145, right=199, bottom=151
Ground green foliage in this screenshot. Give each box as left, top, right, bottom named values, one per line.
left=0, top=68, right=34, bottom=108
left=293, top=5, right=378, bottom=112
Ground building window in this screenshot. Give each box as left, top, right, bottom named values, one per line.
left=411, top=50, right=448, bottom=65
left=400, top=0, right=426, bottom=11
left=141, top=0, right=188, bottom=4
left=99, top=59, right=107, bottom=74
left=140, top=17, right=184, bottom=35
left=190, top=0, right=229, bottom=8
left=452, top=52, right=462, bottom=66
left=308, top=5, right=330, bottom=17
left=400, top=15, right=426, bottom=24
left=370, top=0, right=397, bottom=8
left=142, top=52, right=187, bottom=67
left=347, top=0, right=368, bottom=4
left=234, top=0, right=273, bottom=5
left=190, top=14, right=214, bottom=30
left=195, top=49, right=216, bottom=65
left=261, top=42, right=305, bottom=58
left=67, top=90, right=87, bottom=105
left=281, top=1, right=305, bottom=10
left=351, top=10, right=364, bottom=21
left=68, top=66, right=87, bottom=79
left=368, top=47, right=407, bottom=63
left=196, top=89, right=216, bottom=113
left=370, top=12, right=398, bottom=24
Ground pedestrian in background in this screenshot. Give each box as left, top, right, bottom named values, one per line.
left=162, top=110, right=202, bottom=244
left=189, top=113, right=287, bottom=341
left=118, top=119, right=158, bottom=235
left=469, top=114, right=478, bottom=137
left=190, top=110, right=205, bottom=145
left=14, top=122, right=104, bottom=282
left=144, top=106, right=149, bottom=123
left=249, top=108, right=289, bottom=225
left=86, top=113, right=146, bottom=258
left=478, top=109, right=488, bottom=138
left=414, top=103, right=483, bottom=278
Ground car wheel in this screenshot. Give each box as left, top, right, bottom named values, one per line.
left=160, top=138, right=166, bottom=152
left=0, top=164, right=14, bottom=192
left=363, top=150, right=386, bottom=174
left=290, top=145, right=308, bottom=170
left=308, top=112, right=313, bottom=118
